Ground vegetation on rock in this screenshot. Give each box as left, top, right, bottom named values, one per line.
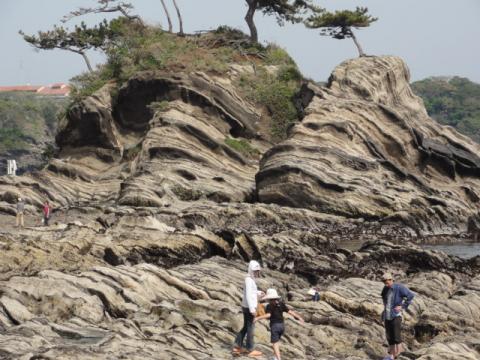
left=412, top=76, right=480, bottom=142
left=224, top=138, right=260, bottom=158
left=305, top=6, right=377, bottom=57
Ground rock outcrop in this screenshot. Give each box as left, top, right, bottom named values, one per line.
left=257, top=56, right=480, bottom=234
left=0, top=54, right=480, bottom=359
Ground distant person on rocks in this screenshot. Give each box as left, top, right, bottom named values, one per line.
left=381, top=272, right=415, bottom=360
left=42, top=201, right=51, bottom=226
left=16, top=197, right=25, bottom=228
left=254, top=288, right=304, bottom=360
left=233, top=260, right=264, bottom=357
left=308, top=287, right=320, bottom=301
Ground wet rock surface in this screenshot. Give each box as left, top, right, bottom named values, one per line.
left=0, top=56, right=480, bottom=359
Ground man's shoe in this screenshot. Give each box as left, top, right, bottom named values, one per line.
left=247, top=350, right=263, bottom=357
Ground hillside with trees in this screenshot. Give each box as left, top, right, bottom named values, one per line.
left=412, top=76, right=480, bottom=143
left=0, top=92, right=67, bottom=173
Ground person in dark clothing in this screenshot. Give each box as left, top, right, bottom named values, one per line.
left=254, top=288, right=304, bottom=360
left=381, top=272, right=415, bottom=360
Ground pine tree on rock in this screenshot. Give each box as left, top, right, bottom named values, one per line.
left=244, top=0, right=317, bottom=43
left=20, top=21, right=116, bottom=72
left=304, top=6, right=377, bottom=57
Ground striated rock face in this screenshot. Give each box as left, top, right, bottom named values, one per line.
left=257, top=56, right=480, bottom=234
left=1, top=55, right=480, bottom=360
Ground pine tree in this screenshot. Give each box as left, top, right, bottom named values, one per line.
left=244, top=0, right=317, bottom=43
left=304, top=7, right=377, bottom=57
left=20, top=21, right=115, bottom=72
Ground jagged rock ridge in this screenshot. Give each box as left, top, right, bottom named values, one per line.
left=257, top=56, right=480, bottom=234
left=0, top=54, right=479, bottom=360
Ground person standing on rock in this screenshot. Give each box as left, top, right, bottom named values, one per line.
left=381, top=272, right=415, bottom=360
left=16, top=197, right=25, bottom=227
left=233, top=260, right=264, bottom=357
left=42, top=201, right=51, bottom=226
left=254, top=288, right=304, bottom=360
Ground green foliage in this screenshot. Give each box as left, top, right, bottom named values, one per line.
left=20, top=20, right=116, bottom=66
left=225, top=138, right=260, bottom=157
left=0, top=127, right=26, bottom=150
left=67, top=19, right=301, bottom=102
left=0, top=92, right=67, bottom=152
left=41, top=143, right=58, bottom=161
left=256, top=0, right=318, bottom=25
left=171, top=185, right=203, bottom=201
left=264, top=45, right=295, bottom=66
left=304, top=6, right=377, bottom=56
left=305, top=7, right=377, bottom=36
left=147, top=101, right=170, bottom=113
left=237, top=62, right=303, bottom=142
left=412, top=77, right=480, bottom=143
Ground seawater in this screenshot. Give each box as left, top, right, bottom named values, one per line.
left=422, top=243, right=480, bottom=259
left=337, top=240, right=480, bottom=259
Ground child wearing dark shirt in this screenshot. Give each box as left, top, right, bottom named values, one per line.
left=254, top=288, right=304, bottom=360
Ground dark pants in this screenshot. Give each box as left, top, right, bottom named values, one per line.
left=44, top=215, right=49, bottom=226
left=234, top=307, right=255, bottom=351
left=270, top=322, right=285, bottom=343
left=385, top=316, right=402, bottom=345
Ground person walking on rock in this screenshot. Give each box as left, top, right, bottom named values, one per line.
left=42, top=201, right=51, bottom=226
left=16, top=197, right=25, bottom=228
left=254, top=288, right=304, bottom=360
left=381, top=272, right=415, bottom=360
left=233, top=260, right=263, bottom=357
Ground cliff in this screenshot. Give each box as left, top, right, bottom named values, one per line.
left=0, top=48, right=479, bottom=359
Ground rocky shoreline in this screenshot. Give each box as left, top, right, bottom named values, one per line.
left=1, top=55, right=480, bottom=359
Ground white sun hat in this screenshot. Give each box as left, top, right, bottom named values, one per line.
left=262, top=288, right=281, bottom=301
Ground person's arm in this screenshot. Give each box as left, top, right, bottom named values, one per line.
left=380, top=287, right=387, bottom=305
left=245, top=277, right=257, bottom=315
left=253, top=313, right=271, bottom=323
left=287, top=309, right=304, bottom=323
left=400, top=285, right=415, bottom=309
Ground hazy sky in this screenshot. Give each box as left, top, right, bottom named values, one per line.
left=1, top=0, right=479, bottom=85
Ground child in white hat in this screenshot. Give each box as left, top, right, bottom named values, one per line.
left=254, top=288, right=304, bottom=360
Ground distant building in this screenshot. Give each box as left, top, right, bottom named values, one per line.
left=0, top=83, right=70, bottom=97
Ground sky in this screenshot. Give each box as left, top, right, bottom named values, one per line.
left=1, top=0, right=479, bottom=85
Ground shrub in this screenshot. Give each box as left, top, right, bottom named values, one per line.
left=147, top=101, right=170, bottom=114
left=225, top=138, right=260, bottom=157
left=171, top=184, right=203, bottom=201
left=237, top=64, right=303, bottom=142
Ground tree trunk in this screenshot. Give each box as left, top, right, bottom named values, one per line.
left=350, top=29, right=365, bottom=57
left=80, top=52, right=93, bottom=72
left=172, top=0, right=184, bottom=36
left=245, top=0, right=258, bottom=43
left=160, top=0, right=173, bottom=33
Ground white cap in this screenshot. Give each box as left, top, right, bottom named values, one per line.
left=382, top=272, right=393, bottom=281
left=262, top=288, right=281, bottom=300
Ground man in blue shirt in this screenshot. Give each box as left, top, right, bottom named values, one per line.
left=381, top=272, right=415, bottom=360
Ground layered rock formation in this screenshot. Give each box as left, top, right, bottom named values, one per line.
left=257, top=56, right=480, bottom=234
left=0, top=54, right=479, bottom=359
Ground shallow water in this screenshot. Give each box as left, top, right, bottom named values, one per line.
left=337, top=240, right=480, bottom=259
left=422, top=243, right=480, bottom=259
